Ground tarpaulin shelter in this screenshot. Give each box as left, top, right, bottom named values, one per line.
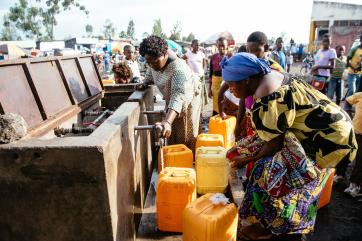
left=203, top=31, right=235, bottom=46
left=0, top=44, right=31, bottom=59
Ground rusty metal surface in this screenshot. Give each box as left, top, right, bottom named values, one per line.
left=0, top=146, right=114, bottom=241
left=0, top=65, right=43, bottom=127
left=0, top=55, right=104, bottom=130
left=60, top=59, right=89, bottom=103
left=78, top=57, right=102, bottom=95
left=26, top=93, right=102, bottom=138
left=30, top=61, right=72, bottom=117
left=0, top=54, right=94, bottom=66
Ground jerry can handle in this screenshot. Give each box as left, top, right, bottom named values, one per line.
left=171, top=171, right=189, bottom=177
left=168, top=147, right=186, bottom=152
left=199, top=148, right=224, bottom=155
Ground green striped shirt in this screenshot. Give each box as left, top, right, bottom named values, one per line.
left=332, top=56, right=346, bottom=78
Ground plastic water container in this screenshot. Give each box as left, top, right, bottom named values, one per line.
left=196, top=146, right=229, bottom=194
left=196, top=133, right=224, bottom=149
left=158, top=144, right=193, bottom=173
left=183, top=193, right=238, bottom=241
left=101, top=79, right=115, bottom=85
left=156, top=167, right=196, bottom=232
left=318, top=168, right=335, bottom=209
left=208, top=115, right=236, bottom=149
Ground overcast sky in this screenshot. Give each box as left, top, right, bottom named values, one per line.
left=0, top=0, right=361, bottom=43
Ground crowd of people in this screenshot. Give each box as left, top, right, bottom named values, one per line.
left=103, top=32, right=362, bottom=241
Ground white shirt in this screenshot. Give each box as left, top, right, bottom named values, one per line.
left=114, top=54, right=121, bottom=64
left=126, top=59, right=141, bottom=78
left=222, top=81, right=240, bottom=105
left=185, top=51, right=205, bottom=76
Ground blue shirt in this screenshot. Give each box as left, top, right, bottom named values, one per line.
left=103, top=53, right=110, bottom=64
left=277, top=51, right=286, bottom=70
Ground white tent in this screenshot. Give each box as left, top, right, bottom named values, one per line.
left=203, top=31, right=235, bottom=45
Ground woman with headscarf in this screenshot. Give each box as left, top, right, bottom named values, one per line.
left=137, top=36, right=202, bottom=150
left=222, top=53, right=357, bottom=241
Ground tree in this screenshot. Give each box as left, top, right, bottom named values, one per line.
left=102, top=19, right=116, bottom=39
left=279, top=32, right=288, bottom=43
left=85, top=24, right=93, bottom=37
left=126, top=19, right=135, bottom=39
left=1, top=14, right=19, bottom=41
left=152, top=18, right=166, bottom=38
left=184, top=33, right=195, bottom=42
left=142, top=32, right=150, bottom=39
left=4, top=0, right=88, bottom=40
left=119, top=31, right=127, bottom=39
left=169, top=21, right=182, bottom=41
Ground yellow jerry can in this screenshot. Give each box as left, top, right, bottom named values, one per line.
left=157, top=167, right=197, bottom=232
left=195, top=146, right=229, bottom=194
left=183, top=193, right=238, bottom=241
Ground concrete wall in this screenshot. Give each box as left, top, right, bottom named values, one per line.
left=0, top=88, right=155, bottom=241
left=331, top=26, right=362, bottom=51
left=312, top=1, right=362, bottom=21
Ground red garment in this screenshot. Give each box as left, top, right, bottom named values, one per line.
left=210, top=53, right=224, bottom=76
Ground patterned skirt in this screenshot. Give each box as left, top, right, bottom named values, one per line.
left=238, top=132, right=327, bottom=236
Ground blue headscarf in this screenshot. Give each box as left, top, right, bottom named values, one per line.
left=220, top=52, right=270, bottom=81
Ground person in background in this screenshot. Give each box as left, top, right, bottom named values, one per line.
left=290, top=41, right=298, bottom=62
left=271, top=37, right=286, bottom=70
left=345, top=92, right=362, bottom=199
left=298, top=43, right=304, bottom=62
left=238, top=45, right=247, bottom=53
left=345, top=34, right=362, bottom=112
left=311, top=34, right=336, bottom=94
left=124, top=45, right=141, bottom=82
left=263, top=44, right=272, bottom=59
left=112, top=62, right=133, bottom=84
left=217, top=46, right=247, bottom=120
left=234, top=31, right=284, bottom=139
left=286, top=51, right=293, bottom=73
left=114, top=50, right=122, bottom=64
left=184, top=39, right=208, bottom=106
left=327, top=45, right=346, bottom=106
left=138, top=36, right=202, bottom=150
left=209, top=37, right=229, bottom=115
left=103, top=50, right=110, bottom=72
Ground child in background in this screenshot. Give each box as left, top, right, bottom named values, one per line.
left=344, top=92, right=362, bottom=199
left=112, top=62, right=133, bottom=84
left=328, top=45, right=346, bottom=105
left=286, top=51, right=293, bottom=73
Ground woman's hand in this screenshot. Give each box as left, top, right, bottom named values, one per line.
left=220, top=112, right=227, bottom=120
left=229, top=155, right=253, bottom=169
left=155, top=121, right=172, bottom=138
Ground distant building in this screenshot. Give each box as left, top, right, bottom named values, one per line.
left=36, top=41, right=65, bottom=51
left=65, top=38, right=99, bottom=53
left=309, top=1, right=362, bottom=52
left=0, top=40, right=36, bottom=50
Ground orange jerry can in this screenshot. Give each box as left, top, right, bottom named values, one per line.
left=318, top=168, right=335, bottom=209
left=156, top=167, right=197, bottom=232
left=158, top=144, right=193, bottom=173
left=196, top=146, right=229, bottom=194
left=196, top=133, right=224, bottom=149
left=183, top=193, right=238, bottom=241
left=208, top=115, right=236, bottom=149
